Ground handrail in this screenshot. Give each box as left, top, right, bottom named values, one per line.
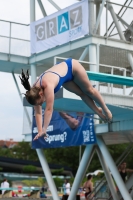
left=0, top=187, right=41, bottom=191
left=0, top=19, right=30, bottom=57
left=0, top=19, right=29, bottom=26
left=0, top=34, right=30, bottom=42
left=54, top=56, right=129, bottom=71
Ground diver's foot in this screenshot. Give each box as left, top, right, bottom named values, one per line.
left=104, top=109, right=112, bottom=122
left=97, top=107, right=107, bottom=122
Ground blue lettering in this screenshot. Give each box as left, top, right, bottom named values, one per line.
left=69, top=25, right=82, bottom=37
left=58, top=12, right=69, bottom=34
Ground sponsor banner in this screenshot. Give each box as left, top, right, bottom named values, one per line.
left=30, top=0, right=89, bottom=54
left=32, top=110, right=96, bottom=149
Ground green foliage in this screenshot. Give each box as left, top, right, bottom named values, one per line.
left=0, top=148, right=14, bottom=157
left=0, top=140, right=132, bottom=179
left=22, top=180, right=31, bottom=187
left=108, top=143, right=133, bottom=168
left=11, top=141, right=38, bottom=160
left=0, top=141, right=38, bottom=161
left=44, top=146, right=81, bottom=175
left=51, top=168, right=64, bottom=175
left=22, top=177, right=44, bottom=187
left=87, top=152, right=101, bottom=173
left=38, top=177, right=44, bottom=186
left=22, top=165, right=37, bottom=174
left=69, top=177, right=75, bottom=185
left=53, top=177, right=64, bottom=189
left=107, top=143, right=128, bottom=161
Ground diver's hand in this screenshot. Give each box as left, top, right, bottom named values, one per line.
left=33, top=131, right=47, bottom=140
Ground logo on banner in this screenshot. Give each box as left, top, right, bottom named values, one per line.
left=35, top=23, right=45, bottom=41
left=46, top=17, right=57, bottom=38
left=58, top=12, right=69, bottom=34
left=35, top=5, right=83, bottom=41
left=70, top=6, right=82, bottom=28
left=31, top=0, right=89, bottom=53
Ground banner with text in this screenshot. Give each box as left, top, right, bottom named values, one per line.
left=30, top=0, right=89, bottom=54
left=32, top=110, right=96, bottom=149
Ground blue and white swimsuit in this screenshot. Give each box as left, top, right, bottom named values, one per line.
left=35, top=58, right=74, bottom=93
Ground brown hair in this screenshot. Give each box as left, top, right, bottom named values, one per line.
left=19, top=69, right=41, bottom=105
left=87, top=175, right=92, bottom=180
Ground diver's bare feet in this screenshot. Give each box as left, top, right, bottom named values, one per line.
left=104, top=109, right=112, bottom=122
left=97, top=107, right=107, bottom=121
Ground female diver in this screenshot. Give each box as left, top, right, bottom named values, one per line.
left=19, top=58, right=112, bottom=140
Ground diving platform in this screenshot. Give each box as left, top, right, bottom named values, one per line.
left=23, top=71, right=133, bottom=145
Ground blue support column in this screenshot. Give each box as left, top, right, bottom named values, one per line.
left=36, top=149, right=60, bottom=200
left=96, top=146, right=119, bottom=200
left=97, top=136, right=132, bottom=200
left=68, top=144, right=95, bottom=200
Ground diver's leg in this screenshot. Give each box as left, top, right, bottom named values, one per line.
left=63, top=81, right=107, bottom=121
left=72, top=59, right=112, bottom=121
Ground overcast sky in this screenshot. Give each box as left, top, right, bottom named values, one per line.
left=0, top=0, right=132, bottom=141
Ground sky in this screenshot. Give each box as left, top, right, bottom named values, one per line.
left=0, top=0, right=133, bottom=141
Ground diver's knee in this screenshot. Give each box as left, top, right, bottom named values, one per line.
left=77, top=91, right=82, bottom=98
left=85, top=87, right=95, bottom=96
left=79, top=93, right=86, bottom=99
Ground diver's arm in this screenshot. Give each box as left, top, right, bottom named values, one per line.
left=43, top=84, right=54, bottom=133
left=34, top=105, right=42, bottom=133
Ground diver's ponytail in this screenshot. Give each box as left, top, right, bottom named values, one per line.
left=19, top=69, right=31, bottom=91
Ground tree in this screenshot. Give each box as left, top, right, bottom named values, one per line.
left=11, top=141, right=38, bottom=160
left=51, top=168, right=64, bottom=175
left=22, top=165, right=37, bottom=174
left=44, top=146, right=80, bottom=175
left=22, top=177, right=44, bottom=187
left=0, top=141, right=132, bottom=177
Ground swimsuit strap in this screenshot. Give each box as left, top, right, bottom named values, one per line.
left=40, top=71, right=61, bottom=87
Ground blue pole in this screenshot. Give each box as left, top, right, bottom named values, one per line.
left=97, top=136, right=132, bottom=200
left=96, top=146, right=119, bottom=200
left=36, top=149, right=60, bottom=200
left=68, top=144, right=95, bottom=200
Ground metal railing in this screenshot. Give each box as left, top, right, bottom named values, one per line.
left=0, top=19, right=30, bottom=57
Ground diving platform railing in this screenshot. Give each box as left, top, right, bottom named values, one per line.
left=0, top=19, right=30, bottom=57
